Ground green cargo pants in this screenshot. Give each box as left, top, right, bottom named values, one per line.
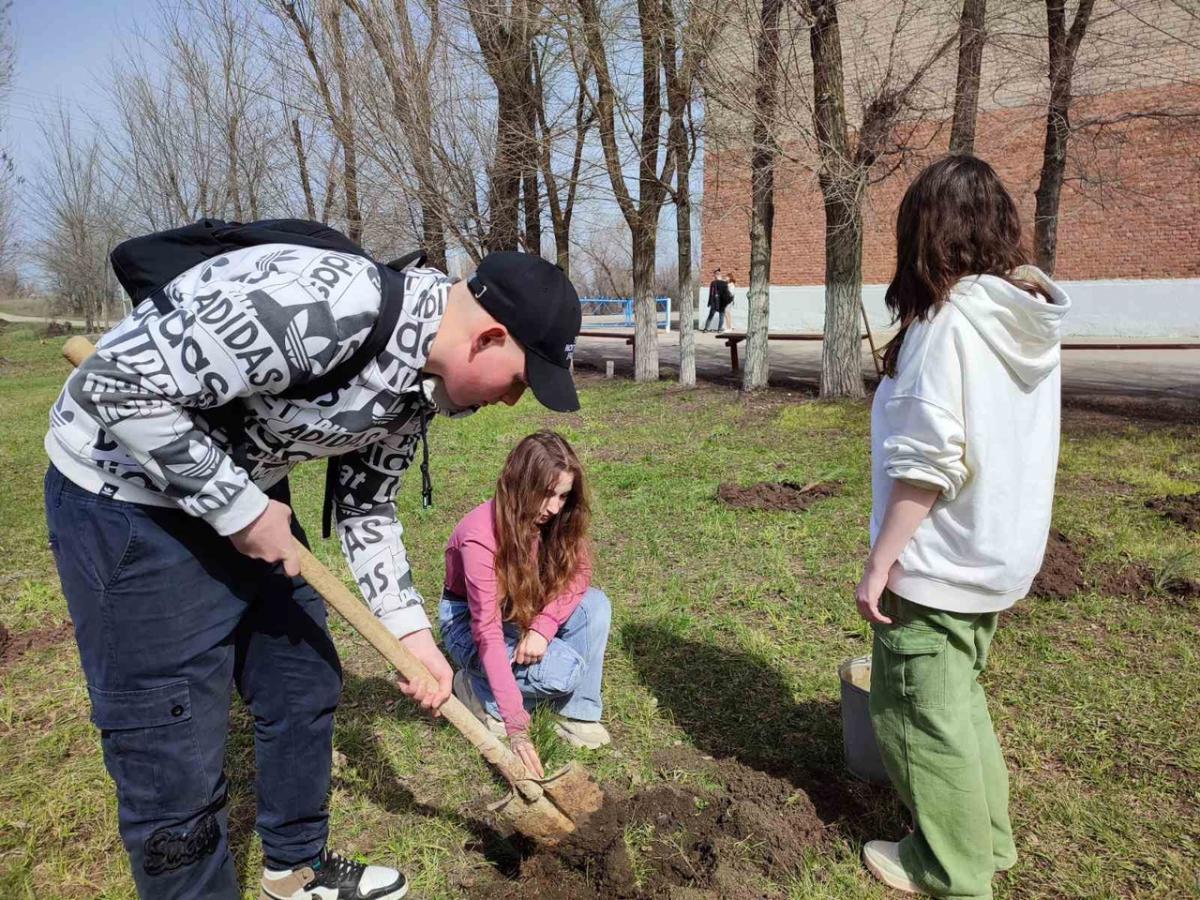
left=869, top=589, right=1016, bottom=899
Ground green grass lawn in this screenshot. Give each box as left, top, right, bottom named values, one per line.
left=1, top=323, right=1198, bottom=898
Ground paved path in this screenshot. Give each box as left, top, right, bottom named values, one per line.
left=8, top=309, right=1196, bottom=401
left=576, top=331, right=1200, bottom=400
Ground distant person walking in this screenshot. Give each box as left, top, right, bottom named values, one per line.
left=722, top=275, right=737, bottom=332
left=703, top=268, right=731, bottom=333
left=702, top=268, right=725, bottom=332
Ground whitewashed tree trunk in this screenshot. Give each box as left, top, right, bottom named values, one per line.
left=743, top=0, right=782, bottom=392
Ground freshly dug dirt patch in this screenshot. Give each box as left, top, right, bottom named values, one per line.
left=1145, top=494, right=1200, bottom=533
left=1030, top=530, right=1086, bottom=600
left=472, top=750, right=827, bottom=899
left=717, top=481, right=839, bottom=513
left=0, top=620, right=74, bottom=671
left=1099, top=563, right=1155, bottom=599
left=1094, top=563, right=1199, bottom=605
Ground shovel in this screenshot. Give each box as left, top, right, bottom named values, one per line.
left=62, top=335, right=604, bottom=843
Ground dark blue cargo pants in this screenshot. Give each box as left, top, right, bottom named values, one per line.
left=44, top=466, right=342, bottom=899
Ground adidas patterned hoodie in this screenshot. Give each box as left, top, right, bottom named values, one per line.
left=46, top=243, right=459, bottom=638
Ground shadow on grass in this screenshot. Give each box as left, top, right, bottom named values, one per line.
left=621, top=621, right=903, bottom=841
left=222, top=673, right=521, bottom=896
left=333, top=673, right=523, bottom=875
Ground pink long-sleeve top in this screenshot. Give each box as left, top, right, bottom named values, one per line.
left=444, top=499, right=591, bottom=735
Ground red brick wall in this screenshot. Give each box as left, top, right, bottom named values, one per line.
left=701, top=86, right=1200, bottom=285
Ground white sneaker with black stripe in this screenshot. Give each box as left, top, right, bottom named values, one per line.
left=260, top=847, right=408, bottom=899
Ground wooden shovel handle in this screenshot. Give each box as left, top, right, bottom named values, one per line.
left=61, top=336, right=542, bottom=796
left=295, top=548, right=540, bottom=793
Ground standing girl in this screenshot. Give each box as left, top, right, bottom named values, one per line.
left=856, top=156, right=1070, bottom=898
left=440, top=431, right=611, bottom=778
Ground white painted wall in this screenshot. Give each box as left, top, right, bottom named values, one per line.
left=701, top=279, right=1200, bottom=338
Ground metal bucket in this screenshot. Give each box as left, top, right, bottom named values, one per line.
left=838, top=655, right=890, bottom=784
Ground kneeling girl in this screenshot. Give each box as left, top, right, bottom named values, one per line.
left=440, top=431, right=611, bottom=778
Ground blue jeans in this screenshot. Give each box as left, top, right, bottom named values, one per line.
left=438, top=587, right=610, bottom=723
left=44, top=466, right=342, bottom=900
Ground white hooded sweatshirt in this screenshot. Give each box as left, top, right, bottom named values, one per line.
left=870, top=267, right=1071, bottom=613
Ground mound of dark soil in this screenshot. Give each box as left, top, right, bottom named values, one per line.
left=473, top=751, right=827, bottom=900
left=717, top=481, right=838, bottom=513
left=1146, top=494, right=1200, bottom=533
left=1030, top=529, right=1086, bottom=600
left=0, top=620, right=74, bottom=671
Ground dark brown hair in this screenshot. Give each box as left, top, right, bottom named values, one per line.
left=493, top=431, right=591, bottom=628
left=881, top=155, right=1045, bottom=377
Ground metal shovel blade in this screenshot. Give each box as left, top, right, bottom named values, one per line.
left=490, top=762, right=606, bottom=843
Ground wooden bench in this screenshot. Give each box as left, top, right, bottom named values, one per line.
left=721, top=331, right=874, bottom=373
left=577, top=329, right=636, bottom=366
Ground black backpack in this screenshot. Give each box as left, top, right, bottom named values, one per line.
left=110, top=218, right=431, bottom=537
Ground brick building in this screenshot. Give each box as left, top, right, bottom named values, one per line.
left=700, top=1, right=1200, bottom=337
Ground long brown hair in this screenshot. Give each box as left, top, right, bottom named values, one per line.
left=881, top=155, right=1046, bottom=377
left=493, top=431, right=591, bottom=628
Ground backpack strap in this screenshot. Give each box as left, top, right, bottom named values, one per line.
left=279, top=262, right=409, bottom=404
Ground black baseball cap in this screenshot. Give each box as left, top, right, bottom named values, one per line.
left=468, top=251, right=582, bottom=412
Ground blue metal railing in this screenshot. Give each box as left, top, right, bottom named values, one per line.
left=579, top=296, right=672, bottom=330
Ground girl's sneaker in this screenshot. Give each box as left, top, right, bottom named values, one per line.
left=554, top=718, right=611, bottom=749
left=260, top=847, right=407, bottom=899
left=452, top=669, right=506, bottom=738
left=862, top=840, right=926, bottom=895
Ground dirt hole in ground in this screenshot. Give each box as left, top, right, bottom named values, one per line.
left=471, top=749, right=828, bottom=900
left=1145, top=494, right=1200, bottom=533
left=717, top=481, right=839, bottom=513
left=0, top=620, right=74, bottom=672
left=1029, top=529, right=1086, bottom=600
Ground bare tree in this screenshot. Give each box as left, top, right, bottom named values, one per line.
left=663, top=0, right=720, bottom=387
left=271, top=0, right=365, bottom=241
left=578, top=0, right=675, bottom=381
left=0, top=0, right=16, bottom=274
left=740, top=0, right=783, bottom=391
left=531, top=42, right=593, bottom=275
left=33, top=109, right=126, bottom=328
left=467, top=0, right=543, bottom=252
left=949, top=0, right=986, bottom=154
left=342, top=0, right=449, bottom=267
left=806, top=0, right=955, bottom=398
left=1031, top=0, right=1095, bottom=273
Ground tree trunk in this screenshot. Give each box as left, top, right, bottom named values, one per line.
left=809, top=0, right=864, bottom=398
left=489, top=85, right=523, bottom=252
left=744, top=0, right=782, bottom=392
left=949, top=0, right=986, bottom=155
left=291, top=117, right=317, bottom=219
left=577, top=0, right=670, bottom=381
left=632, top=218, right=660, bottom=381
left=1032, top=0, right=1094, bottom=274
left=326, top=4, right=362, bottom=243
left=523, top=168, right=541, bottom=255
left=819, top=178, right=866, bottom=398
left=676, top=170, right=696, bottom=387
left=1033, top=88, right=1070, bottom=272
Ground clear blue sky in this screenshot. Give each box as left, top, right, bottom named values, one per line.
left=6, top=0, right=161, bottom=180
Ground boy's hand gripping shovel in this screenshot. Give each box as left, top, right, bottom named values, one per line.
left=63, top=336, right=603, bottom=843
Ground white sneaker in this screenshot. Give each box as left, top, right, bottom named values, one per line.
left=453, top=669, right=506, bottom=738
left=863, top=840, right=927, bottom=894
left=554, top=718, right=612, bottom=749
left=261, top=847, right=408, bottom=899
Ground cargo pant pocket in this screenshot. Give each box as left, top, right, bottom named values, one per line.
left=89, top=681, right=212, bottom=815
left=873, top=624, right=949, bottom=710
